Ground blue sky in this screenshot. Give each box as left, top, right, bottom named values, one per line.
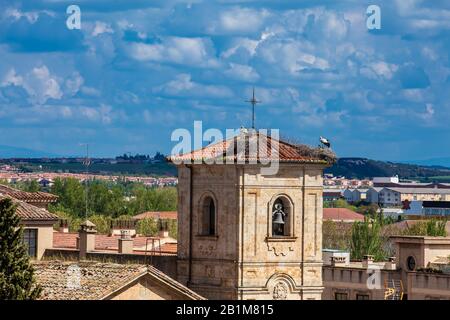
left=0, top=0, right=449, bottom=160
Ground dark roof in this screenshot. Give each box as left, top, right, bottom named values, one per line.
left=0, top=184, right=58, bottom=203
left=423, top=201, right=450, bottom=208
left=168, top=130, right=336, bottom=165
left=1, top=195, right=59, bottom=221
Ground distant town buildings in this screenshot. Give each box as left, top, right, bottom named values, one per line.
left=0, top=170, right=178, bottom=187
left=323, top=174, right=372, bottom=189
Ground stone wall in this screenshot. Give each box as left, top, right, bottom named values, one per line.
left=176, top=163, right=326, bottom=300
left=408, top=272, right=450, bottom=300
left=322, top=266, right=402, bottom=300
left=21, top=222, right=55, bottom=260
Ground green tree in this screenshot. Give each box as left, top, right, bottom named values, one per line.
left=404, top=219, right=447, bottom=237
left=136, top=218, right=159, bottom=236
left=22, top=180, right=41, bottom=192
left=323, top=220, right=352, bottom=250
left=324, top=199, right=357, bottom=211
left=350, top=216, right=386, bottom=261
left=50, top=178, right=85, bottom=217
left=0, top=198, right=41, bottom=299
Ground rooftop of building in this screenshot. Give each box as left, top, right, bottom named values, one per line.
left=132, top=211, right=177, bottom=220
left=383, top=187, right=450, bottom=194
left=53, top=231, right=177, bottom=255
left=33, top=260, right=204, bottom=300
left=390, top=235, right=450, bottom=244
left=323, top=189, right=343, bottom=194
left=0, top=195, right=59, bottom=222
left=0, top=184, right=58, bottom=203
left=323, top=208, right=365, bottom=222
left=168, top=129, right=336, bottom=165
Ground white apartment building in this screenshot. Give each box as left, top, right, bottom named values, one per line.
left=377, top=187, right=450, bottom=207
left=342, top=188, right=369, bottom=203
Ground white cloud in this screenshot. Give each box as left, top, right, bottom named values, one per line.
left=80, top=86, right=101, bottom=97
left=155, top=74, right=233, bottom=98
left=221, top=32, right=274, bottom=60
left=1, top=69, right=23, bottom=87
left=65, top=72, right=84, bottom=96
left=224, top=63, right=259, bottom=82
left=27, top=66, right=63, bottom=104
left=128, top=37, right=219, bottom=67
left=92, top=21, right=114, bottom=37
left=258, top=39, right=330, bottom=74
left=1, top=66, right=63, bottom=104
left=420, top=103, right=435, bottom=121
left=219, top=7, right=269, bottom=33
left=5, top=8, right=41, bottom=23
left=360, top=61, right=399, bottom=80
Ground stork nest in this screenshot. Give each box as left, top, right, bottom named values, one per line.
left=292, top=144, right=338, bottom=165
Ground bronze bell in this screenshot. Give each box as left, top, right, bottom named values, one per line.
left=272, top=211, right=285, bottom=225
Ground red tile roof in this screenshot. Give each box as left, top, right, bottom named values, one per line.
left=323, top=208, right=365, bottom=222
left=0, top=184, right=58, bottom=203
left=168, top=130, right=336, bottom=165
left=33, top=261, right=203, bottom=300
left=132, top=211, right=177, bottom=220
left=53, top=232, right=177, bottom=255
left=159, top=242, right=177, bottom=254
left=1, top=195, right=59, bottom=221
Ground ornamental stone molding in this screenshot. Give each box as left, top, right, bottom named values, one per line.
left=273, top=282, right=288, bottom=300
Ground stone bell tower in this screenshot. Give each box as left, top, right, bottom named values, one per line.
left=169, top=130, right=335, bottom=300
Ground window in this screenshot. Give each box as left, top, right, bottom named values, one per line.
left=22, top=229, right=37, bottom=258
left=201, top=196, right=216, bottom=236
left=272, top=198, right=291, bottom=237
left=356, top=294, right=370, bottom=300
left=334, top=292, right=348, bottom=300
left=407, top=256, right=416, bottom=271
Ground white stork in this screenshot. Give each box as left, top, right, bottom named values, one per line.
left=320, top=136, right=331, bottom=148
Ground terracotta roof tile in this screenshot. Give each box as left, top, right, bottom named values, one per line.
left=168, top=130, right=336, bottom=165
left=323, top=208, right=364, bottom=222
left=33, top=261, right=204, bottom=300
left=1, top=195, right=59, bottom=221
left=53, top=232, right=177, bottom=255
left=0, top=184, right=58, bottom=203
left=159, top=242, right=177, bottom=254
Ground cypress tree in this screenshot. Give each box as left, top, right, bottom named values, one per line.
left=0, top=198, right=41, bottom=299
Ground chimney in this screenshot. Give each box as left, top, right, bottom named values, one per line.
left=384, top=256, right=397, bottom=270
left=59, top=219, right=69, bottom=233
left=118, top=230, right=133, bottom=254
left=362, top=255, right=374, bottom=268
left=330, top=256, right=347, bottom=267
left=78, top=220, right=97, bottom=260
left=158, top=219, right=169, bottom=238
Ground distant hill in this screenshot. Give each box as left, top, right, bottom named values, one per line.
left=400, top=157, right=450, bottom=168
left=3, top=155, right=450, bottom=181
left=326, top=157, right=450, bottom=181
left=0, top=145, right=59, bottom=158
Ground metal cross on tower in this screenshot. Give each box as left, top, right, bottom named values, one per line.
left=245, top=87, right=261, bottom=129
